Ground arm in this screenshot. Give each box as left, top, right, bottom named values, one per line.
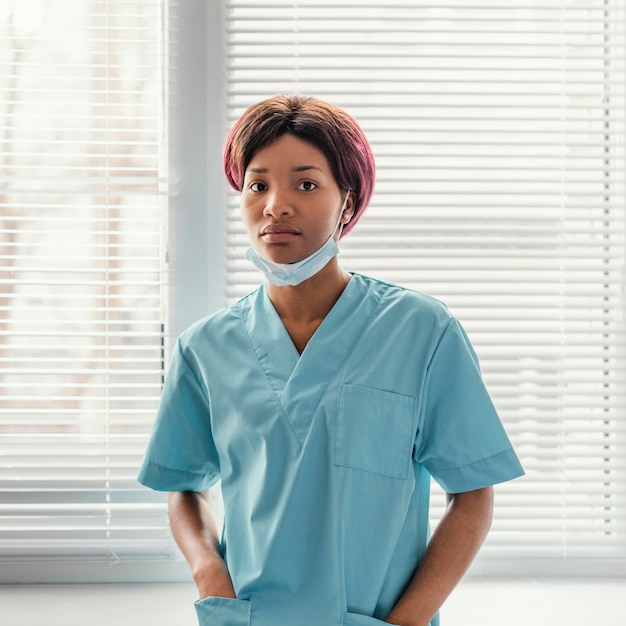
left=168, top=490, right=236, bottom=600
left=384, top=486, right=494, bottom=626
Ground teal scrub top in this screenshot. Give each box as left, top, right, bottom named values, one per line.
left=138, top=274, right=524, bottom=626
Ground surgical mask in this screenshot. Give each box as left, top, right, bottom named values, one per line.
left=245, top=191, right=350, bottom=287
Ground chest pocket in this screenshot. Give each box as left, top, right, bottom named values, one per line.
left=334, top=384, right=416, bottom=480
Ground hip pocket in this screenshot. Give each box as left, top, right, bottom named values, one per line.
left=335, top=384, right=416, bottom=480
left=342, top=611, right=395, bottom=625
left=194, top=596, right=251, bottom=626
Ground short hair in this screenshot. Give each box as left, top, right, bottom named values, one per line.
left=223, top=94, right=375, bottom=237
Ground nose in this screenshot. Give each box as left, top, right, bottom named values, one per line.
left=263, top=191, right=294, bottom=218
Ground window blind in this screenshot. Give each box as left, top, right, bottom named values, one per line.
left=0, top=0, right=175, bottom=576
left=225, top=1, right=626, bottom=575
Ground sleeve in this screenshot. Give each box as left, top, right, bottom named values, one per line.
left=414, top=318, right=524, bottom=494
left=137, top=337, right=221, bottom=492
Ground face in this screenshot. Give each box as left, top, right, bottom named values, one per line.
left=240, top=134, right=354, bottom=264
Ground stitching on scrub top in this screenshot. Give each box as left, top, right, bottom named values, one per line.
left=428, top=447, right=516, bottom=474
left=144, top=457, right=209, bottom=478
left=235, top=299, right=303, bottom=447
left=304, top=279, right=385, bottom=445
left=177, top=338, right=211, bottom=404
left=413, top=316, right=456, bottom=461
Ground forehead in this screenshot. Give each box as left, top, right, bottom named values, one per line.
left=246, top=134, right=331, bottom=173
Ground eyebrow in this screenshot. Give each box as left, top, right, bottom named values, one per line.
left=292, top=165, right=323, bottom=173
left=247, top=165, right=323, bottom=174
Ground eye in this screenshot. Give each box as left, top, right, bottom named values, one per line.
left=297, top=180, right=317, bottom=191
left=249, top=181, right=267, bottom=192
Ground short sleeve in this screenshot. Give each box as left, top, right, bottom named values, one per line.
left=414, top=318, right=524, bottom=493
left=137, top=337, right=220, bottom=491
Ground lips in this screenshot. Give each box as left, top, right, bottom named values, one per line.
left=261, top=223, right=300, bottom=235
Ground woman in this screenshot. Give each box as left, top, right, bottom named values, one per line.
left=138, top=95, right=524, bottom=626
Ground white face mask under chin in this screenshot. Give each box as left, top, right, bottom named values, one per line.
left=245, top=191, right=350, bottom=287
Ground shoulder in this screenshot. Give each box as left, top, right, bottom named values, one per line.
left=177, top=287, right=260, bottom=352
left=350, top=274, right=468, bottom=374
left=353, top=273, right=454, bottom=329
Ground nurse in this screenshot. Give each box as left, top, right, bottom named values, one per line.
left=138, top=95, right=524, bottom=626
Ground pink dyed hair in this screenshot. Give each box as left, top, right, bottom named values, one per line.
left=223, top=95, right=375, bottom=237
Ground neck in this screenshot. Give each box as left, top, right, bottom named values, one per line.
left=266, top=258, right=352, bottom=324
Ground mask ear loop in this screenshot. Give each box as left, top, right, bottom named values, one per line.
left=335, top=190, right=351, bottom=239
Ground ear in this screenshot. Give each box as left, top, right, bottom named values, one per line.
left=341, top=191, right=356, bottom=223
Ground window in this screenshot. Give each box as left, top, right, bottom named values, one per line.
left=224, top=0, right=626, bottom=576
left=1, top=0, right=624, bottom=582
left=0, top=0, right=179, bottom=581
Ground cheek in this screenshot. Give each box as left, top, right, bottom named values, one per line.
left=239, top=196, right=253, bottom=217
left=239, top=202, right=252, bottom=231
left=240, top=198, right=263, bottom=238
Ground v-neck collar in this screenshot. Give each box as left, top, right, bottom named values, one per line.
left=240, top=275, right=382, bottom=444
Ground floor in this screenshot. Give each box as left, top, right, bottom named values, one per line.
left=0, top=579, right=623, bottom=626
